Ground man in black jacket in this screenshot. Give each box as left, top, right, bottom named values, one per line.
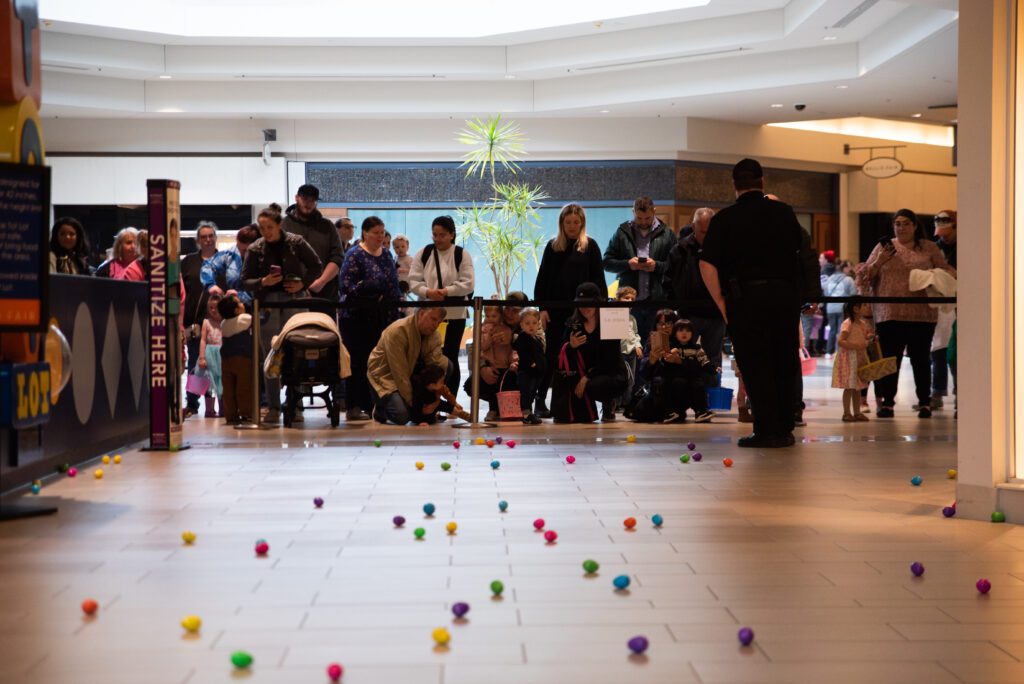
left=602, top=197, right=675, bottom=338
left=699, top=159, right=806, bottom=448
left=282, top=184, right=344, bottom=303
left=664, top=207, right=725, bottom=384
left=182, top=221, right=220, bottom=418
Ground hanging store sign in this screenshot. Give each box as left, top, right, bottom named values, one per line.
left=861, top=156, right=904, bottom=179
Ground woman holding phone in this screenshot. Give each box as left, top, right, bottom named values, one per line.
left=858, top=209, right=955, bottom=418
left=558, top=282, right=627, bottom=422
left=241, top=203, right=323, bottom=424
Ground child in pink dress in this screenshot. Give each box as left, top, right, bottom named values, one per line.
left=832, top=300, right=874, bottom=422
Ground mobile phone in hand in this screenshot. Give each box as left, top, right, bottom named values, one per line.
left=637, top=256, right=648, bottom=263
left=878, top=237, right=892, bottom=248
left=270, top=265, right=282, bottom=275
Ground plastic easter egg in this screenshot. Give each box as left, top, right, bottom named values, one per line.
left=446, top=521, right=458, bottom=535
left=93, top=469, right=103, bottom=479
left=255, top=541, right=269, bottom=556
left=67, top=467, right=77, bottom=477
left=910, top=562, right=925, bottom=577
left=313, top=497, right=324, bottom=508
left=30, top=484, right=40, bottom=495
left=498, top=500, right=508, bottom=512
left=942, top=506, right=956, bottom=518
left=947, top=469, right=957, bottom=479
left=416, top=461, right=425, bottom=470
left=81, top=598, right=98, bottom=615
left=495, top=437, right=503, bottom=444
left=373, top=439, right=382, bottom=448
left=627, top=636, right=649, bottom=654
left=453, top=441, right=460, bottom=449
left=544, top=530, right=558, bottom=543
left=441, top=462, right=451, bottom=471
left=992, top=511, right=1007, bottom=523
left=102, top=455, right=110, bottom=464
left=414, top=527, right=426, bottom=539
left=490, top=460, right=500, bottom=469
left=613, top=575, right=631, bottom=590
left=565, top=455, right=576, bottom=464
left=623, top=517, right=637, bottom=530
left=722, top=458, right=733, bottom=468
left=452, top=602, right=470, bottom=619
left=182, top=530, right=196, bottom=544
left=423, top=503, right=436, bottom=516
left=113, top=455, right=121, bottom=464
left=490, top=580, right=504, bottom=596
left=651, top=514, right=664, bottom=527
left=230, top=651, right=253, bottom=669
left=910, top=475, right=922, bottom=486
left=533, top=518, right=545, bottom=530
left=692, top=453, right=703, bottom=462
left=626, top=435, right=637, bottom=443
left=680, top=454, right=690, bottom=463
left=977, top=578, right=992, bottom=594
left=432, top=627, right=450, bottom=645
left=393, top=515, right=406, bottom=527
left=738, top=627, right=754, bottom=646
left=181, top=615, right=202, bottom=632
left=486, top=440, right=495, bottom=448
left=583, top=559, right=599, bottom=574
left=506, top=440, right=516, bottom=448
left=475, top=437, right=485, bottom=445
left=327, top=663, right=344, bottom=682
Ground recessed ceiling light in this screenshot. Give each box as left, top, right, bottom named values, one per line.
left=599, top=109, right=610, bottom=113
left=158, top=74, right=173, bottom=79
left=504, top=74, right=516, bottom=79
left=823, top=36, right=838, bottom=41
left=770, top=104, right=784, bottom=108
left=911, top=113, right=922, bottom=118
left=835, top=85, right=848, bottom=89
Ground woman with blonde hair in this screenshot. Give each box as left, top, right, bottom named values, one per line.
left=95, top=227, right=139, bottom=278
left=532, top=202, right=607, bottom=417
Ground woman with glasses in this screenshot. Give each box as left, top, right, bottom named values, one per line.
left=858, top=209, right=955, bottom=418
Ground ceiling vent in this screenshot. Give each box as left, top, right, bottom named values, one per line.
left=830, top=0, right=881, bottom=29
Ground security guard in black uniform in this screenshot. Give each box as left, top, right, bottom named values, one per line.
left=699, top=159, right=809, bottom=448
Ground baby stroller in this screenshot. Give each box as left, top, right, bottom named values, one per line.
left=265, top=305, right=350, bottom=429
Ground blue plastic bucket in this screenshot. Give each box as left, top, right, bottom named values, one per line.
left=707, top=386, right=734, bottom=411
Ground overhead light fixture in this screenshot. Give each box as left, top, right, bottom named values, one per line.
left=599, top=109, right=610, bottom=113
left=158, top=74, right=172, bottom=79
left=770, top=104, right=784, bottom=108
left=504, top=74, right=516, bottom=79
left=823, top=36, right=838, bottom=41
left=835, top=85, right=849, bottom=89
left=911, top=113, right=922, bottom=118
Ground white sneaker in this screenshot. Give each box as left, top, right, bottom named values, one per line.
left=694, top=411, right=714, bottom=423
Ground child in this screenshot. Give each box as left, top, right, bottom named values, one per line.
left=833, top=299, right=873, bottom=422
left=411, top=364, right=470, bottom=424
left=393, top=234, right=412, bottom=287
left=643, top=319, right=714, bottom=423
left=514, top=308, right=547, bottom=424
left=198, top=294, right=224, bottom=417
left=218, top=295, right=255, bottom=425
left=615, top=287, right=643, bottom=412
left=468, top=304, right=515, bottom=421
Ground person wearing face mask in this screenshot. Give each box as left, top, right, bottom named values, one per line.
left=49, top=217, right=92, bottom=275
left=858, top=209, right=955, bottom=418
left=407, top=215, right=475, bottom=396
left=533, top=203, right=607, bottom=418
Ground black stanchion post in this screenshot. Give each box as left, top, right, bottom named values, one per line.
left=454, top=296, right=496, bottom=429
left=235, top=298, right=263, bottom=430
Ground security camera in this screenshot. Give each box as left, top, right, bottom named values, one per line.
left=794, top=104, right=806, bottom=111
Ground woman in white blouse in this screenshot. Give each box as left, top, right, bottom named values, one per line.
left=408, top=215, right=475, bottom=395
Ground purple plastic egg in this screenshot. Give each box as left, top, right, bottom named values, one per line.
left=977, top=578, right=992, bottom=594
left=313, top=497, right=324, bottom=508
left=495, top=437, right=503, bottom=444
left=687, top=442, right=696, bottom=451
left=910, top=562, right=925, bottom=577
left=627, top=635, right=649, bottom=654
left=942, top=506, right=956, bottom=518
left=692, top=453, right=703, bottom=462
left=738, top=627, right=754, bottom=646
left=452, top=602, right=470, bottom=618
left=393, top=515, right=406, bottom=527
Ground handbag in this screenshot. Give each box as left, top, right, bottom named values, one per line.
left=495, top=369, right=521, bottom=420
left=857, top=338, right=898, bottom=383
left=550, top=343, right=597, bottom=424
left=186, top=366, right=212, bottom=396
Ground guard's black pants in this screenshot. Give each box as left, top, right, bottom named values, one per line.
left=727, top=281, right=800, bottom=439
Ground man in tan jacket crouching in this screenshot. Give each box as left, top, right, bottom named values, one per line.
left=367, top=307, right=450, bottom=424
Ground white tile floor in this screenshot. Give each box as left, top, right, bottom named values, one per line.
left=3, top=363, right=1017, bottom=684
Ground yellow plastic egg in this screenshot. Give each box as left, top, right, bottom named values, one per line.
left=101, top=455, right=110, bottom=464
left=446, top=521, right=458, bottom=534
left=93, top=469, right=104, bottom=479
left=181, top=615, right=202, bottom=632
left=415, top=461, right=425, bottom=470
left=113, top=455, right=122, bottom=464
left=626, top=435, right=637, bottom=443
left=947, top=469, right=958, bottom=479
left=432, top=627, right=450, bottom=645
left=181, top=530, right=197, bottom=544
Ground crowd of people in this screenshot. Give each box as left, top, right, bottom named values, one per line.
left=49, top=161, right=957, bottom=445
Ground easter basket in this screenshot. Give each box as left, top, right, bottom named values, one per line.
left=495, top=370, right=521, bottom=420
left=857, top=338, right=897, bottom=384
